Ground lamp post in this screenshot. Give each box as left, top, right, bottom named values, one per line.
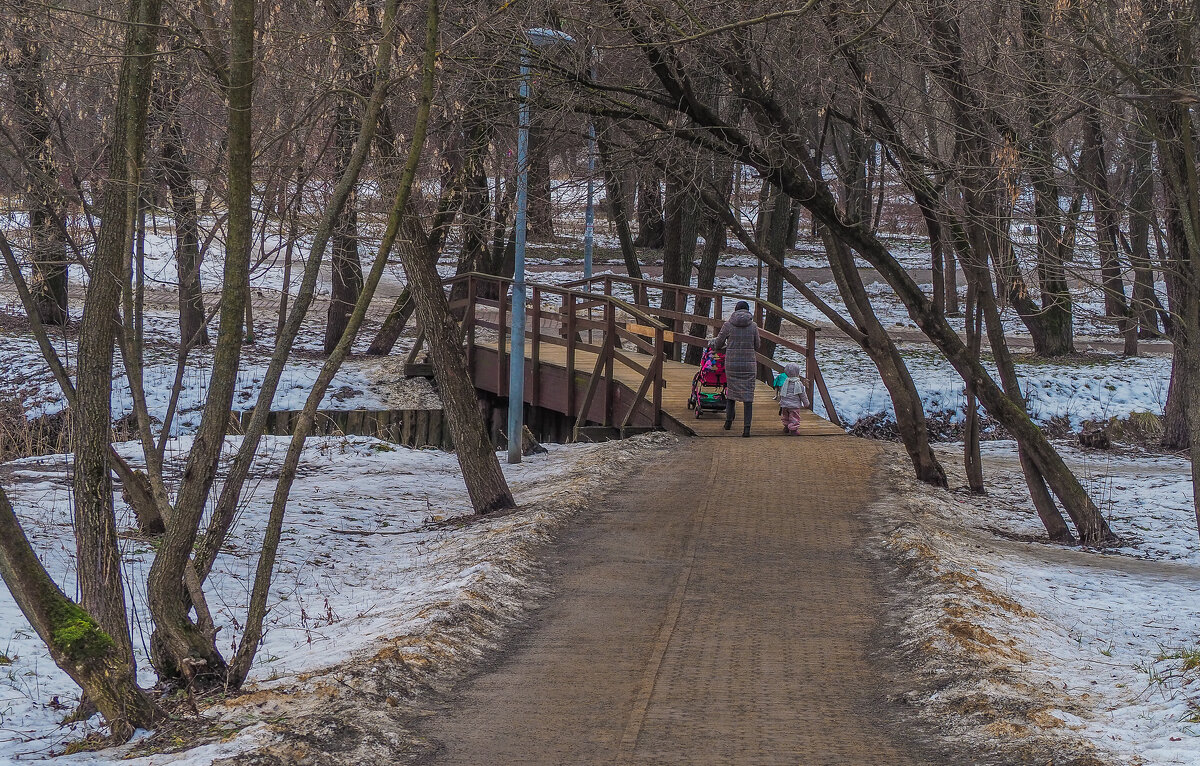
left=583, top=51, right=598, bottom=283
left=509, top=28, right=576, bottom=464
left=584, top=125, right=596, bottom=281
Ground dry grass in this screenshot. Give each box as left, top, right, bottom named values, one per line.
left=0, top=397, right=143, bottom=462
left=1103, top=411, right=1165, bottom=445
left=0, top=396, right=68, bottom=462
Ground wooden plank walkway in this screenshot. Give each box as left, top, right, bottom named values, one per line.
left=486, top=339, right=845, bottom=437
left=412, top=436, right=945, bottom=764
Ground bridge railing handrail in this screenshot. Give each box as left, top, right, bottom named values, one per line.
left=442, top=272, right=667, bottom=431
left=561, top=274, right=820, bottom=332
left=559, top=274, right=841, bottom=427
left=445, top=273, right=669, bottom=331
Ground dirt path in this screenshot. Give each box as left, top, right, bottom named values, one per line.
left=409, top=435, right=947, bottom=764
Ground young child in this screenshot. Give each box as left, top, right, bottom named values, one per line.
left=774, top=361, right=810, bottom=435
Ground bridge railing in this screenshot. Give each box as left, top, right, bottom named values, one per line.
left=443, top=273, right=668, bottom=430
left=563, top=274, right=841, bottom=427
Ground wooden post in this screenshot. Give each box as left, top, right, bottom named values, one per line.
left=466, top=275, right=477, bottom=374
left=497, top=280, right=508, bottom=395
left=531, top=286, right=542, bottom=410
left=573, top=332, right=614, bottom=435
left=674, top=286, right=684, bottom=361
left=401, top=411, right=414, bottom=446
left=566, top=292, right=577, bottom=418
left=416, top=409, right=429, bottom=447
left=652, top=329, right=664, bottom=426
left=806, top=326, right=817, bottom=410
left=428, top=410, right=443, bottom=448
left=604, top=305, right=615, bottom=426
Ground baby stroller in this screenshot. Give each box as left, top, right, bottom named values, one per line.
left=688, top=347, right=727, bottom=418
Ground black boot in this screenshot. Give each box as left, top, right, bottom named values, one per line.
left=742, top=402, right=753, bottom=437
left=724, top=400, right=734, bottom=430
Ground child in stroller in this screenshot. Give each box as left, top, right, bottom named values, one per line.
left=688, top=347, right=727, bottom=418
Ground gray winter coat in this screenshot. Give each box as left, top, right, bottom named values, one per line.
left=713, top=309, right=761, bottom=402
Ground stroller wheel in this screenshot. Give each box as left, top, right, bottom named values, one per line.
left=695, top=407, right=703, bottom=419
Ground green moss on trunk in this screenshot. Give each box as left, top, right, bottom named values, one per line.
left=47, top=599, right=115, bottom=662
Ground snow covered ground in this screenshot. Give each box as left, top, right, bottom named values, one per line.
left=811, top=339, right=1170, bottom=430
left=0, top=433, right=673, bottom=762
left=880, top=441, right=1200, bottom=765
left=0, top=296, right=438, bottom=433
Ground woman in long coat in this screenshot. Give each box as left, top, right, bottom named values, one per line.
left=712, top=300, right=761, bottom=437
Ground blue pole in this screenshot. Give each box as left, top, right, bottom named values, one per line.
left=508, top=50, right=531, bottom=464
left=584, top=122, right=595, bottom=282
left=584, top=55, right=598, bottom=285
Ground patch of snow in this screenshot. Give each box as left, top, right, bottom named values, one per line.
left=809, top=340, right=1170, bottom=429
left=879, top=441, right=1200, bottom=764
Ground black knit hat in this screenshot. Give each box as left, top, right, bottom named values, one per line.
left=735, top=300, right=750, bottom=311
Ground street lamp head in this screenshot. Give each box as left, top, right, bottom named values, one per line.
left=525, top=27, right=577, bottom=47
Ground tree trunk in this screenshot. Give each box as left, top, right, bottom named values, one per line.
left=0, top=488, right=160, bottom=740
left=814, top=141, right=1111, bottom=536
left=661, top=171, right=699, bottom=358
left=826, top=230, right=947, bottom=488
left=487, top=170, right=518, bottom=278
left=598, top=133, right=643, bottom=280
left=366, top=290, right=415, bottom=356
left=685, top=148, right=735, bottom=365
left=147, top=0, right=257, bottom=684
left=685, top=213, right=725, bottom=365
left=931, top=217, right=945, bottom=316
left=155, top=63, right=208, bottom=346
left=1019, top=0, right=1074, bottom=357
left=760, top=187, right=790, bottom=364
left=944, top=242, right=960, bottom=316
left=662, top=173, right=701, bottom=284
left=969, top=252, right=1074, bottom=542
left=1127, top=128, right=1164, bottom=337
left=399, top=212, right=515, bottom=514
left=325, top=99, right=364, bottom=354
left=459, top=119, right=492, bottom=275
left=277, top=162, right=302, bottom=341
left=1161, top=176, right=1192, bottom=451
left=324, top=1, right=370, bottom=354
left=963, top=282, right=984, bottom=493
left=826, top=130, right=948, bottom=486
left=527, top=121, right=554, bottom=240
left=1136, top=0, right=1200, bottom=540
left=633, top=169, right=665, bottom=248
left=5, top=0, right=68, bottom=326
left=369, top=152, right=465, bottom=357
left=74, top=0, right=165, bottom=671
left=1081, top=103, right=1135, bottom=355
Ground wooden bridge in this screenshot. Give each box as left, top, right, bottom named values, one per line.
left=408, top=273, right=845, bottom=440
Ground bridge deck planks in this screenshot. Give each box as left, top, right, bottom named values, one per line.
left=482, top=340, right=845, bottom=438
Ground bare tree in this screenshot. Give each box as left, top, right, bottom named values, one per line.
left=2, top=0, right=68, bottom=325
